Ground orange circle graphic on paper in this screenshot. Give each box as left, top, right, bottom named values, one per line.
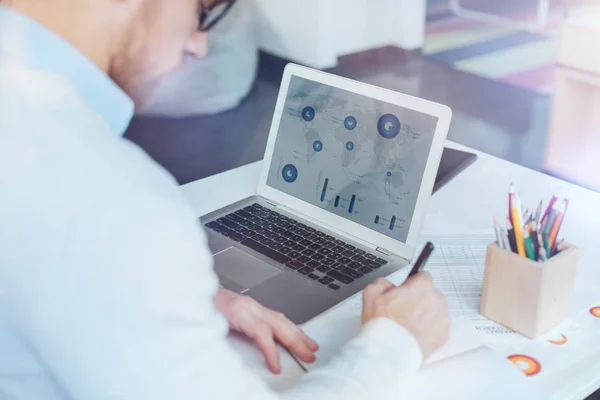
left=590, top=307, right=600, bottom=318
left=508, top=355, right=542, bottom=376
left=549, top=334, right=567, bottom=345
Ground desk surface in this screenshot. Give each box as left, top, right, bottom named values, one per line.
left=181, top=140, right=600, bottom=399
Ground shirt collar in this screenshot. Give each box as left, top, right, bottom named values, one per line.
left=0, top=6, right=135, bottom=136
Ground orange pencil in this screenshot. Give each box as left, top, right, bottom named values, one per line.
left=548, top=200, right=567, bottom=252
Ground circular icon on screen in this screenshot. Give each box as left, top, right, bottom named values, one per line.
left=345, top=141, right=355, bottom=151
left=387, top=172, right=392, bottom=177
left=302, top=106, right=315, bottom=121
left=313, top=140, right=323, bottom=152
left=344, top=116, right=357, bottom=130
left=282, top=164, right=298, bottom=183
left=377, top=114, right=401, bottom=139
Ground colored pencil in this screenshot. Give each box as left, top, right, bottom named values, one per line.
left=530, top=221, right=540, bottom=260
left=501, top=230, right=511, bottom=252
left=507, top=218, right=518, bottom=254
left=524, top=228, right=536, bottom=260
left=511, top=194, right=526, bottom=257
left=548, top=200, right=567, bottom=253
left=509, top=184, right=515, bottom=223
left=534, top=201, right=543, bottom=224
left=540, top=195, right=558, bottom=227
left=494, top=218, right=504, bottom=249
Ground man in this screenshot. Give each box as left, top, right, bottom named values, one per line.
left=0, top=0, right=450, bottom=399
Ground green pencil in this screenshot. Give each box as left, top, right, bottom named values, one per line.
left=524, top=230, right=536, bottom=260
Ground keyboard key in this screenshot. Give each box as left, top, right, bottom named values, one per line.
left=314, top=237, right=327, bottom=244
left=375, top=258, right=388, bottom=265
left=342, top=250, right=355, bottom=257
left=253, top=234, right=265, bottom=242
left=322, top=258, right=336, bottom=267
left=241, top=238, right=290, bottom=264
left=284, top=240, right=296, bottom=247
left=364, top=260, right=383, bottom=269
left=314, top=231, right=325, bottom=237
left=291, top=235, right=303, bottom=242
left=205, top=221, right=221, bottom=230
left=264, top=232, right=277, bottom=239
left=344, top=244, right=356, bottom=250
left=322, top=242, right=335, bottom=249
left=364, top=253, right=377, bottom=260
left=328, top=253, right=342, bottom=260
left=297, top=223, right=308, bottom=229
left=243, top=206, right=257, bottom=213
left=298, top=267, right=313, bottom=275
left=279, top=247, right=292, bottom=255
left=324, top=235, right=335, bottom=241
left=238, top=219, right=252, bottom=227
left=327, top=270, right=354, bottom=284
left=235, top=210, right=252, bottom=219
left=281, top=231, right=294, bottom=238
left=328, top=283, right=341, bottom=290
left=306, top=233, right=318, bottom=240
left=332, top=246, right=345, bottom=252
left=247, top=215, right=261, bottom=223
left=330, top=263, right=344, bottom=270
left=218, top=218, right=239, bottom=230
left=318, top=276, right=334, bottom=285
left=261, top=238, right=274, bottom=246
left=293, top=244, right=305, bottom=252
left=286, top=261, right=304, bottom=270
left=297, top=255, right=311, bottom=263
left=306, top=260, right=320, bottom=268
left=270, top=242, right=283, bottom=250
left=265, top=224, right=278, bottom=231
left=305, top=227, right=316, bottom=233
left=274, top=236, right=287, bottom=244
left=334, top=240, right=346, bottom=246
left=355, top=249, right=366, bottom=255
left=252, top=203, right=263, bottom=209
left=273, top=227, right=285, bottom=234
left=300, top=239, right=312, bottom=246
left=309, top=243, right=322, bottom=251
left=279, top=222, right=292, bottom=229
left=288, top=251, right=302, bottom=259
left=342, top=268, right=363, bottom=279
left=349, top=261, right=363, bottom=269
left=238, top=227, right=250, bottom=235
left=312, top=254, right=326, bottom=261
left=352, top=254, right=366, bottom=262
left=229, top=233, right=244, bottom=242
left=318, top=248, right=332, bottom=255
left=302, top=249, right=316, bottom=256
left=316, top=265, right=331, bottom=273
left=338, top=257, right=352, bottom=264
left=359, top=266, right=373, bottom=274
left=226, top=214, right=245, bottom=224
left=288, top=226, right=301, bottom=233
left=247, top=223, right=260, bottom=231
left=307, top=273, right=320, bottom=280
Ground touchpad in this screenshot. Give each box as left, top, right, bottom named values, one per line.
left=214, top=247, right=282, bottom=291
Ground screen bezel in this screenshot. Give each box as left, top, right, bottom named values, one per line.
left=258, top=64, right=452, bottom=260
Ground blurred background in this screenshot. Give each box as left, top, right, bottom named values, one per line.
left=126, top=0, right=600, bottom=196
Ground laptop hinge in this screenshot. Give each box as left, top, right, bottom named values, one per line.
left=376, top=247, right=393, bottom=256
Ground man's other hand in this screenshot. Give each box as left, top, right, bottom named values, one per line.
left=361, top=274, right=450, bottom=360
left=215, top=289, right=319, bottom=374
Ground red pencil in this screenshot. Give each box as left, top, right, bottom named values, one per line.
left=540, top=195, right=558, bottom=228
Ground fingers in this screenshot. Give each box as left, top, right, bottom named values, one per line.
left=271, top=313, right=317, bottom=364
left=252, top=327, right=281, bottom=374
left=363, top=278, right=394, bottom=303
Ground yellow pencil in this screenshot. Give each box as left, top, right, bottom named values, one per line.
left=511, top=194, right=526, bottom=257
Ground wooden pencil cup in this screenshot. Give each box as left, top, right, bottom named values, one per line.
left=480, top=243, right=579, bottom=339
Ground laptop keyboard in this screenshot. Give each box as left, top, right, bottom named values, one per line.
left=204, top=203, right=388, bottom=290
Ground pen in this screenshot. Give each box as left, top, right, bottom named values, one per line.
left=530, top=221, right=540, bottom=260
left=494, top=218, right=504, bottom=249
left=408, top=242, right=435, bottom=279
left=501, top=229, right=511, bottom=252
left=524, top=228, right=536, bottom=260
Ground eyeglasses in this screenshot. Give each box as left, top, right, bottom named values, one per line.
left=199, top=0, right=237, bottom=32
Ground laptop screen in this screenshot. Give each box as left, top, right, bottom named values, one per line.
left=266, top=75, right=439, bottom=243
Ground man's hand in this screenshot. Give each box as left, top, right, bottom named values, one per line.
left=215, top=289, right=319, bottom=374
left=362, top=274, right=450, bottom=359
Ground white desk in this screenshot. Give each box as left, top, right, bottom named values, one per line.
left=181, top=141, right=600, bottom=399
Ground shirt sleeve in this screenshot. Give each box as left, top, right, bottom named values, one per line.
left=7, top=182, right=421, bottom=400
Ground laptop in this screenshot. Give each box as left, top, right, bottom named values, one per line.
left=201, top=64, right=452, bottom=324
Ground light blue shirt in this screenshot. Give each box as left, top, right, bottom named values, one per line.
left=0, top=6, right=421, bottom=400
left=0, top=6, right=134, bottom=135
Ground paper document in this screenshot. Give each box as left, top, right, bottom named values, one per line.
left=300, top=314, right=483, bottom=371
